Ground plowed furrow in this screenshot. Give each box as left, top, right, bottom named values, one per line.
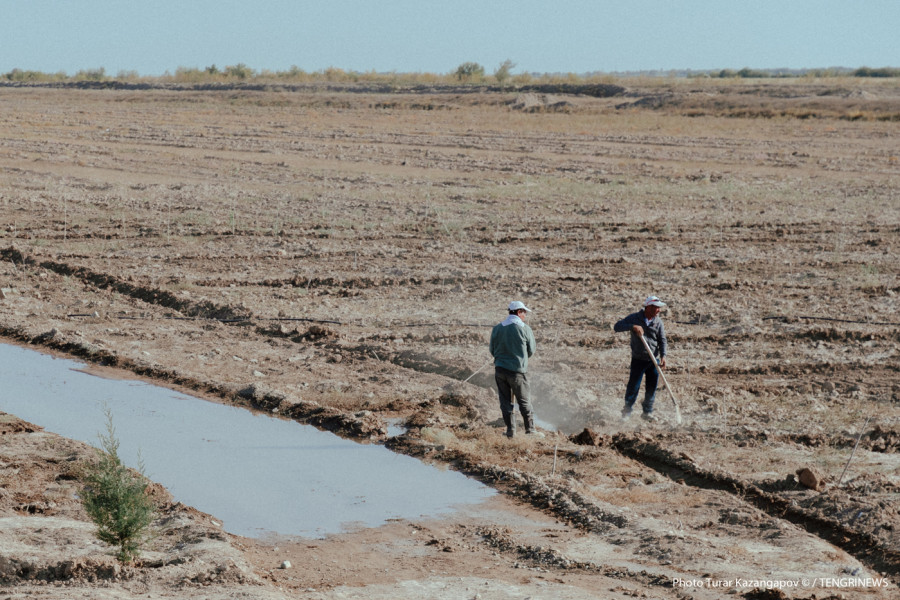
left=610, top=434, right=900, bottom=577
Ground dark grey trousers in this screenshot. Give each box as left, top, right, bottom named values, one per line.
left=494, top=366, right=533, bottom=421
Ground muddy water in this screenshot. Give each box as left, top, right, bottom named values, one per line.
left=0, top=343, right=494, bottom=538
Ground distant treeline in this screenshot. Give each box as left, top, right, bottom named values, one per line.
left=1, top=64, right=581, bottom=86
left=708, top=66, right=900, bottom=79
left=2, top=63, right=899, bottom=84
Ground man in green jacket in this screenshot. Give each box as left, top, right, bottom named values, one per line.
left=490, top=301, right=543, bottom=438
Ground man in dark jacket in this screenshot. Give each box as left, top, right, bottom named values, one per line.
left=490, top=301, right=543, bottom=438
left=613, top=296, right=668, bottom=421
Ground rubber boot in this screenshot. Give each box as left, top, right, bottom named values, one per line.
left=524, top=414, right=545, bottom=438
left=502, top=412, right=515, bottom=438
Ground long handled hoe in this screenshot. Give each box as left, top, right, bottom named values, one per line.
left=638, top=333, right=683, bottom=425
left=443, top=357, right=494, bottom=390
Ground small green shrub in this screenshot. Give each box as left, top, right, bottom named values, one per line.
left=73, top=67, right=107, bottom=81
left=454, top=62, right=485, bottom=82
left=3, top=68, right=61, bottom=82
left=173, top=66, right=208, bottom=83
left=737, top=67, right=769, bottom=78
left=80, top=410, right=158, bottom=563
left=224, top=63, right=253, bottom=79
left=494, top=59, right=515, bottom=86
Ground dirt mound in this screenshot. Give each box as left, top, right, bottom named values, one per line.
left=511, top=93, right=575, bottom=112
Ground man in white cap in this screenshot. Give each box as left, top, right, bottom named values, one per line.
left=489, top=301, right=543, bottom=438
left=613, top=296, right=668, bottom=421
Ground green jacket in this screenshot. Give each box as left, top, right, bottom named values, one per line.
left=490, top=315, right=536, bottom=373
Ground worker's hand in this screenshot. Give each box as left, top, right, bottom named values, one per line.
left=631, top=325, right=644, bottom=336
left=659, top=356, right=666, bottom=369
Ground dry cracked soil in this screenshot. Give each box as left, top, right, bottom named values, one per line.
left=0, top=79, right=898, bottom=599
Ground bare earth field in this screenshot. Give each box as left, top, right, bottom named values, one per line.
left=0, top=79, right=898, bottom=599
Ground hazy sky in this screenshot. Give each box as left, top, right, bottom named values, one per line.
left=2, top=1, right=897, bottom=76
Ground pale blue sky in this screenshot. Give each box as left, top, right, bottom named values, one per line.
left=2, top=1, right=897, bottom=76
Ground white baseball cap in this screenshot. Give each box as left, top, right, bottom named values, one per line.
left=508, top=301, right=531, bottom=312
left=644, top=295, right=667, bottom=307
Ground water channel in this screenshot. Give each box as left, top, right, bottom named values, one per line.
left=0, top=343, right=495, bottom=539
